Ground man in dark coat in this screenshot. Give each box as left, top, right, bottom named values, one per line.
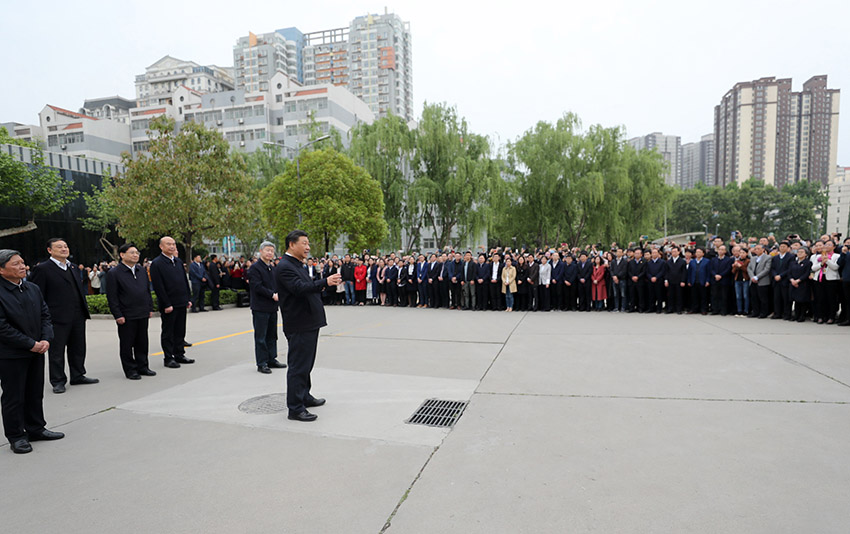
left=248, top=242, right=286, bottom=374
left=105, top=243, right=155, bottom=380
left=149, top=236, right=195, bottom=368
left=28, top=238, right=98, bottom=394
left=664, top=246, right=687, bottom=314
left=275, top=230, right=342, bottom=422
left=0, top=249, right=64, bottom=454
left=207, top=254, right=223, bottom=311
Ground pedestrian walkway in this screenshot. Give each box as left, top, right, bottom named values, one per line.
left=2, top=307, right=849, bottom=533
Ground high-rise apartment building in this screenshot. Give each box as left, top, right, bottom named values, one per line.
left=233, top=32, right=299, bottom=92
left=827, top=166, right=850, bottom=236
left=136, top=56, right=233, bottom=108
left=628, top=132, right=681, bottom=187
left=241, top=11, right=413, bottom=121
left=713, top=75, right=840, bottom=188
left=680, top=134, right=715, bottom=189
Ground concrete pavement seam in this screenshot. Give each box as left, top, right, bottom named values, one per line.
left=378, top=313, right=528, bottom=532
left=692, top=315, right=850, bottom=391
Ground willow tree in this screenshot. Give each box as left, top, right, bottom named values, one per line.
left=261, top=148, right=386, bottom=255
left=349, top=114, right=415, bottom=250
left=413, top=102, right=495, bottom=249
left=107, top=116, right=255, bottom=259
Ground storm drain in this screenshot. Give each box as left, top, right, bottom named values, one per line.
left=405, top=399, right=468, bottom=428
left=238, top=393, right=287, bottom=414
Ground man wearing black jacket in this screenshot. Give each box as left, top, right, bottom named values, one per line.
left=664, top=246, right=687, bottom=314
left=29, top=238, right=98, bottom=394
left=610, top=249, right=629, bottom=312
left=526, top=256, right=539, bottom=312
left=475, top=255, right=489, bottom=311
left=489, top=253, right=504, bottom=311
left=149, top=236, right=195, bottom=369
left=771, top=241, right=793, bottom=320
left=0, top=249, right=64, bottom=454
left=576, top=252, right=593, bottom=312
left=207, top=254, right=223, bottom=311
left=248, top=242, right=286, bottom=374
left=275, top=230, right=342, bottom=422
left=105, top=244, right=155, bottom=380
left=428, top=254, right=442, bottom=308
left=627, top=249, right=646, bottom=313
left=563, top=254, right=578, bottom=311
left=340, top=255, right=355, bottom=306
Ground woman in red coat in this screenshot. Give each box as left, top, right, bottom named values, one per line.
left=354, top=258, right=368, bottom=306
left=591, top=255, right=608, bottom=311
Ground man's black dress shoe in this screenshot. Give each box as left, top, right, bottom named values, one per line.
left=139, top=369, right=157, bottom=376
left=268, top=360, right=287, bottom=369
left=175, top=356, right=195, bottom=364
left=52, top=384, right=66, bottom=394
left=127, top=373, right=141, bottom=380
left=258, top=366, right=272, bottom=374
left=199, top=309, right=209, bottom=313
left=10, top=439, right=32, bottom=454
left=70, top=377, right=99, bottom=385
left=305, top=398, right=326, bottom=408
left=212, top=307, right=223, bottom=311
left=183, top=342, right=193, bottom=347
left=164, top=360, right=181, bottom=369
left=288, top=411, right=317, bottom=422
left=28, top=429, right=64, bottom=441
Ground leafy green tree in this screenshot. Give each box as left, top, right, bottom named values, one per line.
left=81, top=170, right=120, bottom=260
left=0, top=127, right=78, bottom=237
left=106, top=116, right=255, bottom=259
left=349, top=113, right=416, bottom=251
left=261, top=148, right=386, bottom=255
left=413, top=102, right=495, bottom=248
left=777, top=180, right=829, bottom=238
left=501, top=114, right=667, bottom=248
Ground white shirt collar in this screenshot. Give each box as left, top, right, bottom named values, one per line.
left=49, top=257, right=69, bottom=270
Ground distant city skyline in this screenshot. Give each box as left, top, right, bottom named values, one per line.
left=1, top=0, right=847, bottom=165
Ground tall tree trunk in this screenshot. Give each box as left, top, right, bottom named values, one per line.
left=0, top=220, right=37, bottom=238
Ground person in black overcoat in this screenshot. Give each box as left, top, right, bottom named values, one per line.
left=106, top=244, right=155, bottom=379
left=28, top=238, right=97, bottom=394
left=0, top=249, right=64, bottom=454
left=275, top=230, right=342, bottom=422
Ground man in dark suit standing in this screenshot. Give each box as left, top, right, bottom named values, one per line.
left=275, top=230, right=342, bottom=422
left=646, top=249, right=667, bottom=313
left=664, top=246, right=687, bottom=314
left=488, top=253, right=504, bottom=311
left=248, top=242, right=286, bottom=374
left=610, top=249, right=629, bottom=312
left=29, top=238, right=98, bottom=394
left=427, top=254, right=441, bottom=309
left=475, top=254, right=489, bottom=311
left=105, top=243, right=156, bottom=380
left=149, top=236, right=195, bottom=368
left=526, top=255, right=539, bottom=312
left=627, top=248, right=646, bottom=313
left=460, top=251, right=476, bottom=310
left=550, top=252, right=565, bottom=311
left=562, top=254, right=578, bottom=311
left=386, top=258, right=399, bottom=306
left=771, top=241, right=793, bottom=320
left=189, top=255, right=208, bottom=313
left=576, top=252, right=593, bottom=312
left=207, top=254, right=223, bottom=311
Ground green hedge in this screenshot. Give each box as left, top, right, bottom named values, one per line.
left=87, top=289, right=239, bottom=315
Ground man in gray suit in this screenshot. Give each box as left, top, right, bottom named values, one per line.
left=747, top=245, right=773, bottom=318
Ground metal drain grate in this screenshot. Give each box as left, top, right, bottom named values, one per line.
left=238, top=393, right=288, bottom=414
left=405, top=399, right=468, bottom=428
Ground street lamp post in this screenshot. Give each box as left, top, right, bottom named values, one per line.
left=264, top=134, right=331, bottom=224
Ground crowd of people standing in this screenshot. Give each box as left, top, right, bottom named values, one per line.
left=309, top=233, right=850, bottom=325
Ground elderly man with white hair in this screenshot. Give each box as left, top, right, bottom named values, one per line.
left=247, top=241, right=287, bottom=374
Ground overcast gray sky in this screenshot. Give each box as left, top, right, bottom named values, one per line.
left=2, top=0, right=848, bottom=164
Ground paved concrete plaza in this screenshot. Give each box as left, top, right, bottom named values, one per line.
left=2, top=306, right=850, bottom=533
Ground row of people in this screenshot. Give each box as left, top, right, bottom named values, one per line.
left=305, top=237, right=850, bottom=324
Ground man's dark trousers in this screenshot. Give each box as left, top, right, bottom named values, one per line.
left=285, top=329, right=319, bottom=414
left=117, top=318, right=150, bottom=376
left=191, top=282, right=206, bottom=311
left=160, top=306, right=187, bottom=363
left=252, top=311, right=277, bottom=367
left=49, top=317, right=87, bottom=387
left=0, top=354, right=47, bottom=441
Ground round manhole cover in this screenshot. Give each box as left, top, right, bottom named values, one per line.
left=238, top=393, right=287, bottom=414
